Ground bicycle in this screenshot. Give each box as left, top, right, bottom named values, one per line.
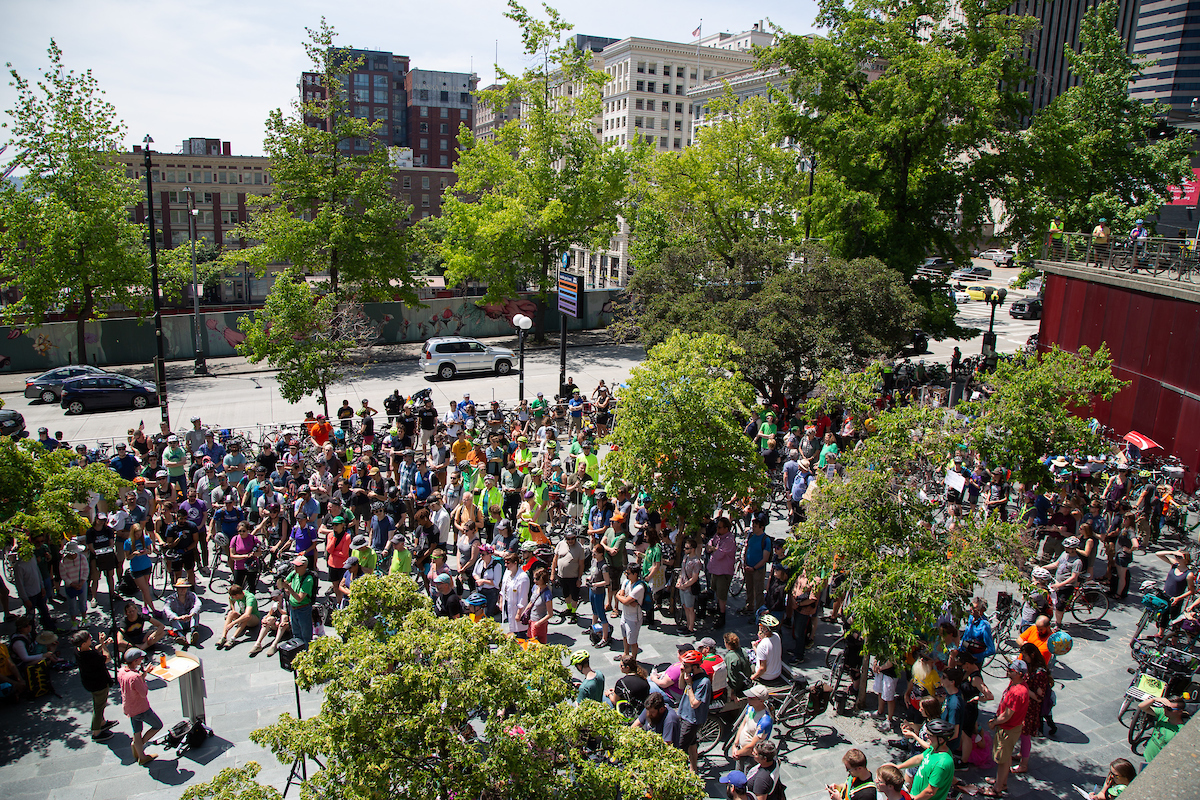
left=1060, top=579, right=1110, bottom=625
left=1118, top=638, right=1198, bottom=728
left=1130, top=582, right=1170, bottom=646
left=208, top=532, right=230, bottom=593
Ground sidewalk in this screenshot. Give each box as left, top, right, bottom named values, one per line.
left=0, top=330, right=620, bottom=396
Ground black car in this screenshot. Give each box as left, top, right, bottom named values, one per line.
left=1009, top=298, right=1043, bottom=320
left=0, top=408, right=27, bottom=438
left=24, top=365, right=109, bottom=403
left=59, top=374, right=159, bottom=414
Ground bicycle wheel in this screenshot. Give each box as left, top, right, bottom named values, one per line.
left=828, top=651, right=846, bottom=695
left=208, top=550, right=229, bottom=594
left=696, top=716, right=725, bottom=755
left=1128, top=709, right=1152, bottom=754
left=1070, top=587, right=1109, bottom=624
left=1130, top=610, right=1155, bottom=647
left=825, top=635, right=846, bottom=670
left=1117, top=692, right=1135, bottom=728
left=730, top=569, right=744, bottom=598
left=153, top=558, right=171, bottom=599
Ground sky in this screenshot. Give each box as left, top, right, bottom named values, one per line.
left=1, top=0, right=821, bottom=161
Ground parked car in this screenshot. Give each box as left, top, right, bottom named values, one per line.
left=421, top=337, right=516, bottom=380
left=59, top=374, right=159, bottom=414
left=915, top=257, right=952, bottom=279
left=950, top=265, right=993, bottom=281
left=0, top=408, right=27, bottom=438
left=24, top=365, right=109, bottom=403
left=978, top=248, right=1017, bottom=267
left=951, top=288, right=971, bottom=304
left=966, top=285, right=998, bottom=302
left=1009, top=298, right=1043, bottom=320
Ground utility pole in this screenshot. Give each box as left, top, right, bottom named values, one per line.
left=143, top=136, right=169, bottom=425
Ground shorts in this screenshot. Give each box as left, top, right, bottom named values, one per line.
left=131, top=567, right=152, bottom=579
left=621, top=615, right=642, bottom=645
left=681, top=587, right=696, bottom=609
left=95, top=552, right=118, bottom=573
left=171, top=551, right=197, bottom=571
left=679, top=719, right=701, bottom=748
left=992, top=724, right=1021, bottom=765
left=1116, top=551, right=1133, bottom=567
left=872, top=672, right=898, bottom=702
left=418, top=428, right=435, bottom=449
left=559, top=575, right=579, bottom=603
left=710, top=573, right=732, bottom=602
left=130, top=708, right=163, bottom=734
left=1055, top=588, right=1074, bottom=607
left=963, top=708, right=978, bottom=737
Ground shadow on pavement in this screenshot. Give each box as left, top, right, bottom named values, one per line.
left=0, top=689, right=92, bottom=762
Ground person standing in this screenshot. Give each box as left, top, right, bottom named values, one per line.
left=278, top=555, right=316, bottom=643
left=706, top=517, right=737, bottom=629
left=500, top=550, right=530, bottom=638
left=1048, top=215, right=1064, bottom=259
left=1091, top=217, right=1111, bottom=266
left=985, top=660, right=1031, bottom=797
left=677, top=649, right=712, bottom=773
left=73, top=629, right=118, bottom=742
left=571, top=649, right=605, bottom=704
left=742, top=514, right=772, bottom=616
left=615, top=563, right=646, bottom=662
left=118, top=648, right=162, bottom=766
left=551, top=527, right=585, bottom=617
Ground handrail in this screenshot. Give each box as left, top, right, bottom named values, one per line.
left=1039, top=232, right=1199, bottom=284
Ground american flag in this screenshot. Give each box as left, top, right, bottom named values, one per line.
left=692, top=25, right=702, bottom=38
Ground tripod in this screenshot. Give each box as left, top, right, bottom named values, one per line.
left=283, top=675, right=324, bottom=798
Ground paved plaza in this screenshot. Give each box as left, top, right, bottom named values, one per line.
left=0, top=506, right=1183, bottom=800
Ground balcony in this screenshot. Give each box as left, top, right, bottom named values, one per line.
left=1036, top=232, right=1200, bottom=303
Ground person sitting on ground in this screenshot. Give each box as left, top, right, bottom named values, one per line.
left=872, top=765, right=908, bottom=800
left=215, top=584, right=260, bottom=650
left=605, top=653, right=651, bottom=712
left=116, top=600, right=167, bottom=656
left=164, top=578, right=203, bottom=648
left=1018, top=615, right=1054, bottom=666
left=730, top=684, right=774, bottom=770
left=1089, top=758, right=1137, bottom=800
left=723, top=631, right=753, bottom=700
left=248, top=588, right=291, bottom=658
left=1137, top=693, right=1190, bottom=764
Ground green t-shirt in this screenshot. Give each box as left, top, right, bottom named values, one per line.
left=531, top=398, right=548, bottom=416
left=163, top=446, right=187, bottom=477
left=233, top=594, right=259, bottom=617
left=287, top=571, right=316, bottom=608
left=389, top=548, right=412, bottom=577
left=911, top=749, right=954, bottom=800
left=577, top=670, right=605, bottom=704
left=353, top=547, right=378, bottom=574
left=1144, top=706, right=1183, bottom=762
left=759, top=422, right=779, bottom=450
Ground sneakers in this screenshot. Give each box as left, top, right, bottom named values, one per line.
left=101, top=720, right=118, bottom=731
left=91, top=729, right=114, bottom=742
left=189, top=630, right=199, bottom=646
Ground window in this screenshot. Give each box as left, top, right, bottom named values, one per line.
left=354, top=106, right=369, bottom=118
left=660, top=136, right=668, bottom=148
left=637, top=62, right=645, bottom=73
left=419, top=154, right=428, bottom=166
left=646, top=118, right=655, bottom=129
left=354, top=139, right=368, bottom=150
left=439, top=155, right=448, bottom=166
left=354, top=88, right=369, bottom=102
left=676, top=66, right=684, bottom=78
left=663, top=64, right=671, bottom=76
left=221, top=191, right=238, bottom=205
left=373, top=89, right=387, bottom=103
left=373, top=74, right=387, bottom=87
left=419, top=89, right=429, bottom=100
left=420, top=106, right=429, bottom=116
left=421, top=176, right=430, bottom=189
left=440, top=107, right=449, bottom=118
left=676, top=85, right=684, bottom=95
left=460, top=92, right=469, bottom=102
left=648, top=82, right=656, bottom=92
left=648, top=64, right=657, bottom=75
left=675, top=120, right=683, bottom=131
left=422, top=194, right=430, bottom=207
left=440, top=123, right=449, bottom=134
left=203, top=171, right=213, bottom=183
left=354, top=74, right=369, bottom=85
left=690, top=70, right=697, bottom=80
left=676, top=102, right=684, bottom=113
left=438, top=90, right=448, bottom=101
left=636, top=80, right=644, bottom=92
left=440, top=139, right=448, bottom=150
left=420, top=122, right=429, bottom=133
left=169, top=209, right=188, bottom=225
left=402, top=176, right=411, bottom=189
left=439, top=177, right=447, bottom=188
left=373, top=107, right=389, bottom=121
left=199, top=210, right=214, bottom=224
left=420, top=138, right=429, bottom=149
left=221, top=210, right=239, bottom=224
left=674, top=138, right=682, bottom=149
left=635, top=98, right=644, bottom=110
left=634, top=116, right=643, bottom=128
left=253, top=172, right=262, bottom=185
left=201, top=192, right=214, bottom=203
left=662, top=101, right=670, bottom=111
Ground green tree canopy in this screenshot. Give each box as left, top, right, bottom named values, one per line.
left=228, top=20, right=416, bottom=301
left=247, top=574, right=702, bottom=800
left=765, top=0, right=1037, bottom=273
left=615, top=242, right=924, bottom=404
left=603, top=331, right=766, bottom=528
left=998, top=0, right=1193, bottom=247
left=440, top=1, right=632, bottom=338
left=0, top=437, right=131, bottom=557
left=0, top=41, right=148, bottom=363
left=236, top=269, right=378, bottom=416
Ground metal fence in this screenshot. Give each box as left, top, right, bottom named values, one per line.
left=1040, top=232, right=1200, bottom=283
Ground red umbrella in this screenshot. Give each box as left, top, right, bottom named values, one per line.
left=1123, top=431, right=1161, bottom=451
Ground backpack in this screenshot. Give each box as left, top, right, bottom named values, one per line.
left=633, top=580, right=653, bottom=614
left=119, top=569, right=139, bottom=598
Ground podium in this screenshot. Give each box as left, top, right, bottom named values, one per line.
left=150, top=652, right=207, bottom=721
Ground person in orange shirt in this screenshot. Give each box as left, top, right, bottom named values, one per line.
left=449, top=430, right=473, bottom=469
left=1018, top=615, right=1053, bottom=665
left=309, top=415, right=333, bottom=448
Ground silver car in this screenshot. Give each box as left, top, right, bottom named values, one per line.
left=421, top=337, right=516, bottom=380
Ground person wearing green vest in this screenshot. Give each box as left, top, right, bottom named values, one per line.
left=1048, top=214, right=1064, bottom=259
left=479, top=474, right=504, bottom=521
left=515, top=437, right=534, bottom=475
left=387, top=533, right=412, bottom=577
left=522, top=472, right=550, bottom=529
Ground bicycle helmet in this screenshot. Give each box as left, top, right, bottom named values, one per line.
left=457, top=460, right=470, bottom=470
left=569, top=649, right=590, bottom=666
left=759, top=614, right=781, bottom=629
left=1139, top=580, right=1158, bottom=593
left=926, top=719, right=957, bottom=739
left=1032, top=567, right=1052, bottom=581
left=1061, top=536, right=1081, bottom=550
left=371, top=502, right=384, bottom=513
left=520, top=541, right=538, bottom=553
left=680, top=649, right=704, bottom=665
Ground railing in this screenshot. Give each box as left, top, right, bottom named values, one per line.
left=1039, top=232, right=1200, bottom=283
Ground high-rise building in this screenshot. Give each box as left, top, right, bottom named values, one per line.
left=1130, top=0, right=1200, bottom=112
left=474, top=83, right=521, bottom=142
left=405, top=69, right=479, bottom=169
left=301, top=48, right=410, bottom=149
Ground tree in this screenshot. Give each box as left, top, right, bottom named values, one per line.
left=0, top=41, right=148, bottom=363
left=181, top=763, right=282, bottom=800
left=765, top=0, right=1037, bottom=275
left=157, top=239, right=223, bottom=304
left=614, top=242, right=925, bottom=405
left=0, top=437, right=131, bottom=557
left=228, top=20, right=416, bottom=302
left=961, top=345, right=1127, bottom=489
left=998, top=0, right=1193, bottom=249
left=789, top=390, right=1028, bottom=662
left=603, top=331, right=766, bottom=528
left=236, top=270, right=378, bottom=416
left=440, top=1, right=632, bottom=339
left=245, top=574, right=702, bottom=800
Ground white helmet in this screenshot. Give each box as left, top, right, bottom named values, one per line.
left=1032, top=567, right=1051, bottom=581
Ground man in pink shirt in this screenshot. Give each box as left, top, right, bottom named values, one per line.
left=985, top=660, right=1031, bottom=797
left=118, top=648, right=162, bottom=765
left=705, top=517, right=737, bottom=629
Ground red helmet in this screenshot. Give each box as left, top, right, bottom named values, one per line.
left=680, top=650, right=703, bottom=666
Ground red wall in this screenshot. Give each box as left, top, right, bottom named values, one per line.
left=1039, top=273, right=1200, bottom=492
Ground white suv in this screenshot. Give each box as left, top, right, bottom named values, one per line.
left=421, top=337, right=516, bottom=380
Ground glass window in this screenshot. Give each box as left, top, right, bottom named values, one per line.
left=440, top=139, right=448, bottom=150
left=355, top=106, right=369, bottom=118
left=460, top=92, right=469, bottom=102
left=354, top=74, right=369, bottom=86
left=636, top=80, right=644, bottom=92
left=677, top=67, right=685, bottom=78
left=420, top=138, right=429, bottom=149
left=648, top=64, right=657, bottom=75
left=419, top=89, right=429, bottom=100
left=439, top=177, right=447, bottom=188
left=440, top=155, right=448, bottom=166
left=662, top=101, right=670, bottom=111
left=420, top=122, right=429, bottom=133
left=402, top=176, right=411, bottom=189
left=648, top=82, right=656, bottom=93
left=440, top=107, right=449, bottom=118
left=440, top=123, right=449, bottom=134
left=421, top=176, right=430, bottom=189
left=646, top=118, right=655, bottom=129
left=635, top=98, right=643, bottom=110
left=200, top=210, right=214, bottom=224
left=422, top=194, right=430, bottom=207
left=354, top=88, right=369, bottom=102
left=373, top=74, right=388, bottom=87
left=221, top=210, right=239, bottom=224
left=420, top=106, right=429, bottom=116
left=373, top=89, right=387, bottom=103
left=676, top=102, right=684, bottom=113
left=221, top=191, right=238, bottom=205
left=637, top=62, right=645, bottom=73
left=674, top=138, right=682, bottom=149
left=676, top=85, right=684, bottom=95
left=439, top=91, right=449, bottom=101
left=374, top=108, right=389, bottom=120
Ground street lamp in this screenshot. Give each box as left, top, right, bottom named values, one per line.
left=142, top=135, right=169, bottom=425
left=184, top=187, right=207, bottom=374
left=513, top=313, right=533, bottom=401
left=981, top=287, right=1007, bottom=372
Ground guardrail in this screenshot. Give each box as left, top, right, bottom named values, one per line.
left=1040, top=232, right=1200, bottom=283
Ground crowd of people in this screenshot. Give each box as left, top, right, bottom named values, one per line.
left=2, top=373, right=1197, bottom=799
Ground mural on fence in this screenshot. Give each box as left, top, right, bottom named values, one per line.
left=0, top=291, right=620, bottom=372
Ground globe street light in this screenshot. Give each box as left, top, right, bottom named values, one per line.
left=513, top=313, right=533, bottom=401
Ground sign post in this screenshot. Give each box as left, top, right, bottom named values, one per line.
left=557, top=255, right=583, bottom=396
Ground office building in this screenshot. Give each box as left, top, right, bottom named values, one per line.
left=301, top=48, right=411, bottom=149
left=405, top=69, right=478, bottom=169
left=1131, top=0, right=1200, bottom=112
left=474, top=83, right=521, bottom=142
